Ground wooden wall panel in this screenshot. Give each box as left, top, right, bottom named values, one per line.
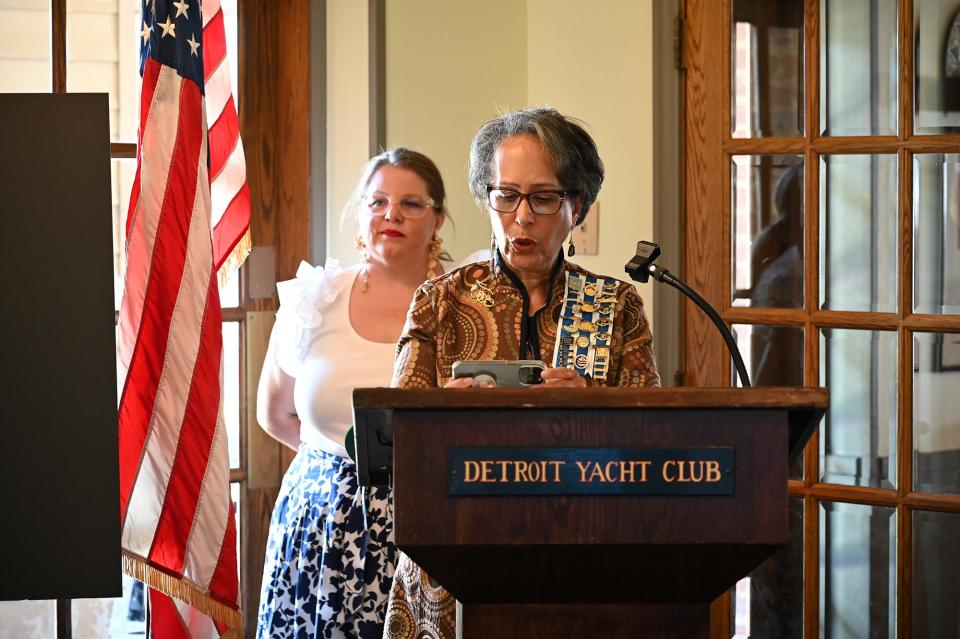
left=238, top=1, right=311, bottom=634
left=241, top=0, right=311, bottom=296
left=241, top=487, right=281, bottom=635
left=245, top=311, right=279, bottom=489
left=682, top=0, right=726, bottom=387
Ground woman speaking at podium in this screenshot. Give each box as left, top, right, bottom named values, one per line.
left=383, top=108, right=661, bottom=638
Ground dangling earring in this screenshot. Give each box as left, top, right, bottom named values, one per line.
left=567, top=227, right=576, bottom=257
left=355, top=234, right=370, bottom=293
left=427, top=234, right=443, bottom=279
left=489, top=233, right=499, bottom=275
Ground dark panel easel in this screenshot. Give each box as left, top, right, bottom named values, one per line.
left=0, top=93, right=120, bottom=601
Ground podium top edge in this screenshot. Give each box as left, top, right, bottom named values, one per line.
left=353, top=387, right=828, bottom=411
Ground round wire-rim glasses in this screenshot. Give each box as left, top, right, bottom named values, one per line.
left=363, top=194, right=438, bottom=219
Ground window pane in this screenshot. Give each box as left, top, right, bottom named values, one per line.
left=913, top=510, right=960, bottom=637
left=734, top=323, right=804, bottom=478
left=0, top=600, right=56, bottom=637
left=732, top=0, right=805, bottom=138
left=913, top=332, right=960, bottom=495
left=66, top=0, right=141, bottom=142
left=231, top=481, right=241, bottom=578
left=732, top=155, right=804, bottom=308
left=224, top=322, right=240, bottom=469
left=733, top=324, right=804, bottom=387
left=112, top=158, right=137, bottom=310
left=819, top=501, right=896, bottom=639
left=820, top=0, right=897, bottom=136
left=0, top=1, right=50, bottom=92
left=220, top=268, right=240, bottom=308
left=72, top=575, right=146, bottom=638
left=733, top=497, right=804, bottom=639
left=914, top=1, right=960, bottom=133
left=913, top=154, right=960, bottom=315
left=819, top=154, right=898, bottom=312
left=820, top=329, right=897, bottom=488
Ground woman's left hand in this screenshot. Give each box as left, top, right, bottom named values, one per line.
left=537, top=366, right=588, bottom=388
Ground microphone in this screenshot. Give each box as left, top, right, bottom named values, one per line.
left=625, top=241, right=751, bottom=388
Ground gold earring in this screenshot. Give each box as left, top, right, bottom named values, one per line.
left=567, top=227, right=576, bottom=257
left=355, top=234, right=370, bottom=293
left=427, top=234, right=443, bottom=279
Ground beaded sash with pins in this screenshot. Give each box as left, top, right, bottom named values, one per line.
left=551, top=272, right=619, bottom=381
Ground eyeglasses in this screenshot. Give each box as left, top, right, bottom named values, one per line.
left=486, top=186, right=577, bottom=216
left=364, top=194, right=437, bottom=219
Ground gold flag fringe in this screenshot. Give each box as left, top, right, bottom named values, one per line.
left=217, top=229, right=252, bottom=287
left=123, top=551, right=243, bottom=631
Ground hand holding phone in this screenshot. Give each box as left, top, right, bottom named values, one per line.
left=451, top=359, right=546, bottom=388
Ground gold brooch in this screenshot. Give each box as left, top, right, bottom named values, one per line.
left=470, top=276, right=495, bottom=308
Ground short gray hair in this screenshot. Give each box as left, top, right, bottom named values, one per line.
left=468, top=107, right=604, bottom=224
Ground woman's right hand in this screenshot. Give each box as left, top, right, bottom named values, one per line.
left=256, top=339, right=303, bottom=451
left=443, top=376, right=475, bottom=389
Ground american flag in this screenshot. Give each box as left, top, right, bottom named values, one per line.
left=203, top=0, right=251, bottom=274
left=117, top=0, right=247, bottom=634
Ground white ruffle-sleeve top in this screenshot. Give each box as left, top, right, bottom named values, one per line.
left=267, top=259, right=396, bottom=458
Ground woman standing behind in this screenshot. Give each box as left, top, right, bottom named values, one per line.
left=383, top=108, right=660, bottom=638
left=256, top=149, right=451, bottom=638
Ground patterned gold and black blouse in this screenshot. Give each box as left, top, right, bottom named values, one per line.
left=392, top=251, right=661, bottom=389
left=383, top=252, right=661, bottom=639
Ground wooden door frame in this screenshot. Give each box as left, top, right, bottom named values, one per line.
left=238, top=1, right=312, bottom=634
left=682, top=2, right=960, bottom=638
left=682, top=0, right=728, bottom=392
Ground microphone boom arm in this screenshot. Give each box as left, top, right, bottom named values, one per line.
left=626, top=241, right=751, bottom=388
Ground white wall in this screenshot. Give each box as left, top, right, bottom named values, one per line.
left=385, top=0, right=528, bottom=263
left=526, top=0, right=654, bottom=311
left=326, top=0, right=373, bottom=265
left=328, top=1, right=655, bottom=321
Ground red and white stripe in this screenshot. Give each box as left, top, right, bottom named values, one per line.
left=117, top=49, right=239, bottom=627
left=150, top=588, right=228, bottom=639
left=202, top=0, right=250, bottom=271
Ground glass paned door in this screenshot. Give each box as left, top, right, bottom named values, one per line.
left=686, top=0, right=960, bottom=636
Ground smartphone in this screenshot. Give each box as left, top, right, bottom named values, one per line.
left=451, top=359, right=546, bottom=387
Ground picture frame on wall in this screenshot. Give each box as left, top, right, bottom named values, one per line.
left=936, top=332, right=960, bottom=371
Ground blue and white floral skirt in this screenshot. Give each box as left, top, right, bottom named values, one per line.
left=257, top=445, right=395, bottom=639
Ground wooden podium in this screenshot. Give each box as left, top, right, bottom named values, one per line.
left=353, top=387, right=827, bottom=638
